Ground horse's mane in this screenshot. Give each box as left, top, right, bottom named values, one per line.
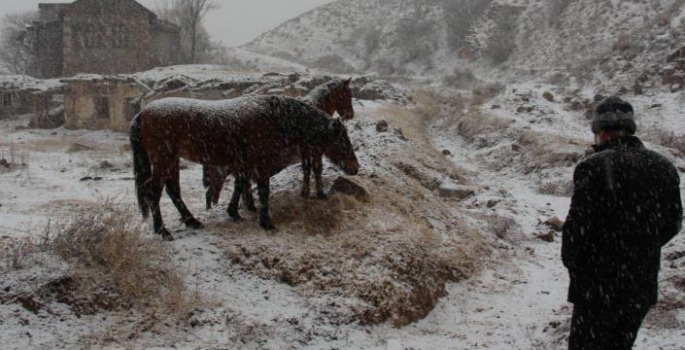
left=266, top=95, right=333, bottom=143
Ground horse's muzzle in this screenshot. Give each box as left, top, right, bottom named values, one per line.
left=343, top=160, right=359, bottom=176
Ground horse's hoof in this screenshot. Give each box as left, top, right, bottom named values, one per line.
left=316, top=192, right=327, bottom=200
left=228, top=212, right=242, bottom=222
left=300, top=190, right=310, bottom=198
left=185, top=218, right=204, bottom=229
left=260, top=221, right=276, bottom=231
left=158, top=228, right=175, bottom=241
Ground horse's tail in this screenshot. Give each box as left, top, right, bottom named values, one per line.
left=130, top=114, right=151, bottom=219
left=202, top=165, right=210, bottom=188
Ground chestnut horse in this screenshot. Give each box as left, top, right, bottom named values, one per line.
left=130, top=94, right=359, bottom=240
left=203, top=78, right=354, bottom=210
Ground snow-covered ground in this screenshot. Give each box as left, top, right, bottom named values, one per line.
left=1, top=78, right=685, bottom=350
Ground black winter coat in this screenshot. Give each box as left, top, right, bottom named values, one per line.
left=562, top=136, right=682, bottom=307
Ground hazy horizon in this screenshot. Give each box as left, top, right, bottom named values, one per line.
left=0, top=0, right=336, bottom=47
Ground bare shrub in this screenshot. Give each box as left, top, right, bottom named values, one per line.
left=613, top=32, right=633, bottom=51
left=453, top=109, right=512, bottom=141
left=41, top=205, right=207, bottom=319
left=310, top=54, right=356, bottom=74
left=537, top=180, right=573, bottom=197
left=471, top=82, right=505, bottom=106
left=484, top=215, right=521, bottom=240
left=443, top=68, right=478, bottom=89
left=0, top=142, right=28, bottom=170
left=0, top=236, right=41, bottom=270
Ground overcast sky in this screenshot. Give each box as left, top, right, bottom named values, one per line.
left=0, top=0, right=335, bottom=47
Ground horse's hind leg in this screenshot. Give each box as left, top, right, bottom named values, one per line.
left=164, top=164, right=203, bottom=230
left=256, top=177, right=275, bottom=230
left=145, top=174, right=174, bottom=241
left=300, top=147, right=312, bottom=198
left=205, top=166, right=225, bottom=210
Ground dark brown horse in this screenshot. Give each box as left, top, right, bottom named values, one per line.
left=203, top=78, right=354, bottom=210
left=130, top=94, right=359, bottom=240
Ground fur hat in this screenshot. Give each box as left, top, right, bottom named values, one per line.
left=591, top=96, right=636, bottom=134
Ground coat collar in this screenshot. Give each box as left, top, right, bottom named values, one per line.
left=592, top=135, right=644, bottom=153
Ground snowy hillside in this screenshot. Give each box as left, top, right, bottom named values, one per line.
left=245, top=0, right=685, bottom=90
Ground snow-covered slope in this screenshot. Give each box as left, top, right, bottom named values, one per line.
left=245, top=0, right=685, bottom=87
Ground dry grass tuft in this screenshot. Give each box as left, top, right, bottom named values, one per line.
left=0, top=142, right=29, bottom=170
left=0, top=236, right=41, bottom=270
left=471, top=82, right=505, bottom=106
left=36, top=205, right=208, bottom=320
left=269, top=191, right=362, bottom=235
left=449, top=108, right=513, bottom=141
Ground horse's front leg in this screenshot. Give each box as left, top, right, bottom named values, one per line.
left=312, top=153, right=326, bottom=199
left=300, top=147, right=312, bottom=198
left=256, top=177, right=275, bottom=230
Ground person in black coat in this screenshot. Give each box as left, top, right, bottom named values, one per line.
left=562, top=96, right=682, bottom=350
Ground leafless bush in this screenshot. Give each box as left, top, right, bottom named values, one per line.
left=40, top=205, right=207, bottom=319
left=452, top=109, right=512, bottom=141
left=613, top=32, right=633, bottom=51
left=310, top=54, right=356, bottom=74
left=0, top=142, right=28, bottom=172
left=0, top=236, right=41, bottom=270
left=443, top=68, right=478, bottom=89
left=471, top=82, right=505, bottom=106
left=537, top=180, right=574, bottom=197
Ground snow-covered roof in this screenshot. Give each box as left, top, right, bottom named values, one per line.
left=0, top=75, right=63, bottom=92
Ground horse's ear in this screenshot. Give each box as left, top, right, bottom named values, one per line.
left=345, top=78, right=352, bottom=85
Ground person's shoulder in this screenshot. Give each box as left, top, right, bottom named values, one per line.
left=640, top=146, right=675, bottom=165
left=581, top=147, right=613, bottom=165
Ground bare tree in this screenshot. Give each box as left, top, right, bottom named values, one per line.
left=0, top=11, right=37, bottom=75
left=154, top=0, right=219, bottom=63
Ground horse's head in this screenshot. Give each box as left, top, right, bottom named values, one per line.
left=334, top=78, right=354, bottom=121
left=325, top=117, right=359, bottom=175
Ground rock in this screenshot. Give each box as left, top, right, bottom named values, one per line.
left=438, top=184, right=476, bottom=199
left=0, top=158, right=8, bottom=168
left=486, top=199, right=500, bottom=208
left=376, top=120, right=389, bottom=133
left=491, top=104, right=501, bottom=109
left=516, top=106, right=527, bottom=113
left=536, top=231, right=555, bottom=243
left=99, top=161, right=114, bottom=169
left=511, top=143, right=522, bottom=152
left=593, top=94, right=605, bottom=103
left=441, top=149, right=452, bottom=156
left=328, top=177, right=368, bottom=200
left=542, top=91, right=554, bottom=102
left=544, top=216, right=564, bottom=232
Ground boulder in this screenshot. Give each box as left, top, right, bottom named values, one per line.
left=438, top=184, right=476, bottom=199
left=544, top=216, right=564, bottom=232
left=328, top=177, right=368, bottom=200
